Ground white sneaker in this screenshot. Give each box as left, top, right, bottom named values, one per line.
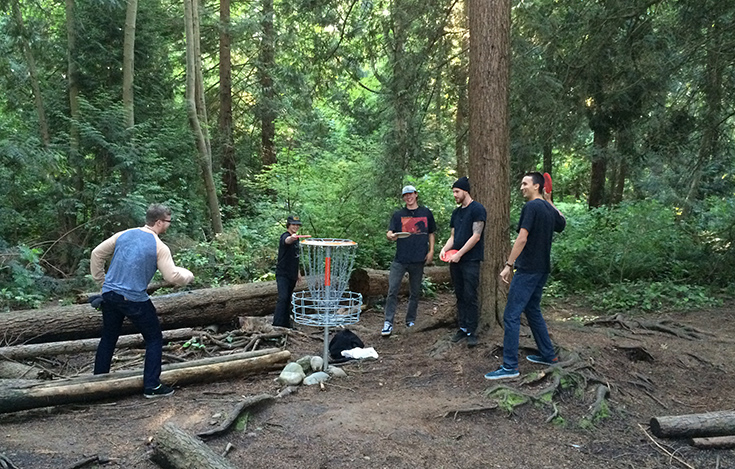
left=381, top=321, right=393, bottom=336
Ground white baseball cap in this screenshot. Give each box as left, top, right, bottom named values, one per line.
left=402, top=185, right=417, bottom=195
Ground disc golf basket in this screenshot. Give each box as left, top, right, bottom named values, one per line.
left=293, top=238, right=363, bottom=368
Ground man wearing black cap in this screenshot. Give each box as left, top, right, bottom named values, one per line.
left=273, top=215, right=303, bottom=328
left=440, top=176, right=486, bottom=347
left=381, top=185, right=436, bottom=336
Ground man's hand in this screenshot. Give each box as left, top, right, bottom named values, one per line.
left=449, top=251, right=462, bottom=263
left=500, top=265, right=513, bottom=284
left=424, top=250, right=434, bottom=265
left=387, top=231, right=397, bottom=241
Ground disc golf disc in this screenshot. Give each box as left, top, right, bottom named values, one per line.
left=441, top=249, right=459, bottom=262
left=394, top=232, right=411, bottom=239
left=293, top=234, right=312, bottom=238
left=543, top=172, right=553, bottom=194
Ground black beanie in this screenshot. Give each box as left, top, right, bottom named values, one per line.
left=452, top=176, right=470, bottom=193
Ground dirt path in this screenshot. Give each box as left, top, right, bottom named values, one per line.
left=1, top=293, right=734, bottom=468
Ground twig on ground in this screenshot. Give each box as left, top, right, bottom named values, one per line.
left=638, top=423, right=696, bottom=469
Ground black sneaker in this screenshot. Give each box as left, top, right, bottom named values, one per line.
left=451, top=330, right=468, bottom=343
left=466, top=333, right=478, bottom=348
left=144, top=384, right=175, bottom=398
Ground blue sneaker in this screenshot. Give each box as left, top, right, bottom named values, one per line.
left=526, top=354, right=559, bottom=365
left=484, top=366, right=519, bottom=380
left=381, top=321, right=393, bottom=336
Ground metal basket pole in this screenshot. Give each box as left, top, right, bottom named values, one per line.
left=292, top=239, right=363, bottom=369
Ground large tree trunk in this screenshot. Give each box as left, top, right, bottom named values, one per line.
left=152, top=422, right=237, bottom=469
left=122, top=0, right=137, bottom=128
left=453, top=0, right=469, bottom=179
left=0, top=349, right=289, bottom=414
left=219, top=0, right=238, bottom=207
left=12, top=0, right=49, bottom=147
left=66, top=0, right=80, bottom=165
left=184, top=0, right=223, bottom=234
left=259, top=0, right=276, bottom=167
left=684, top=11, right=722, bottom=210
left=588, top=128, right=609, bottom=208
left=468, top=0, right=511, bottom=329
left=650, top=411, right=735, bottom=439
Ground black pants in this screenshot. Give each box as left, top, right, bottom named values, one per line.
left=449, top=261, right=481, bottom=334
left=94, top=291, right=163, bottom=390
left=273, top=275, right=297, bottom=327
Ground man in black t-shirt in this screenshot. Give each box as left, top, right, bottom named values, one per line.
left=273, top=215, right=303, bottom=328
left=440, top=176, right=486, bottom=348
left=381, top=185, right=436, bottom=336
left=485, top=172, right=566, bottom=380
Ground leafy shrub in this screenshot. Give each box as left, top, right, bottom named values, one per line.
left=586, top=280, right=721, bottom=313
left=552, top=200, right=703, bottom=289
left=0, top=243, right=49, bottom=310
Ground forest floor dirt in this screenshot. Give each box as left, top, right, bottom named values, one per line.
left=2, top=291, right=735, bottom=469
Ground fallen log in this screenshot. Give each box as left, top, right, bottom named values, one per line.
left=1, top=266, right=444, bottom=345
left=0, top=360, right=43, bottom=380
left=650, top=410, right=735, bottom=438
left=349, top=266, right=451, bottom=299
left=0, top=281, right=306, bottom=344
left=0, top=349, right=290, bottom=414
left=690, top=435, right=735, bottom=449
left=151, top=422, right=236, bottom=469
left=0, top=328, right=200, bottom=360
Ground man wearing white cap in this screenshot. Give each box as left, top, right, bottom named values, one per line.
left=381, top=185, right=436, bottom=336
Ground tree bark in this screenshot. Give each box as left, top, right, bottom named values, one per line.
left=650, top=411, right=735, bottom=439
left=219, top=0, right=238, bottom=207
left=468, top=0, right=511, bottom=329
left=0, top=349, right=290, bottom=414
left=122, top=0, right=137, bottom=128
left=184, top=0, right=223, bottom=234
left=152, top=422, right=237, bottom=469
left=0, top=328, right=199, bottom=360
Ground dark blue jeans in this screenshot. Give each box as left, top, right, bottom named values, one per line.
left=94, top=291, right=163, bottom=390
left=449, top=261, right=481, bottom=334
left=384, top=261, right=425, bottom=324
left=273, top=275, right=297, bottom=327
left=502, top=271, right=555, bottom=370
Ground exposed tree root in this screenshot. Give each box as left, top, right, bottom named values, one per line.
left=197, top=393, right=274, bottom=438
left=585, top=314, right=714, bottom=340
left=0, top=453, right=20, bottom=469
left=483, top=351, right=613, bottom=428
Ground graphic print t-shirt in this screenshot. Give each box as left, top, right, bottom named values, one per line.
left=389, top=206, right=436, bottom=264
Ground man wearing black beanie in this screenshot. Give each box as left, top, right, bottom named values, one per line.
left=440, top=176, right=486, bottom=347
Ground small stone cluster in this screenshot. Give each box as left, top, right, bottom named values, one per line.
left=276, top=355, right=348, bottom=386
